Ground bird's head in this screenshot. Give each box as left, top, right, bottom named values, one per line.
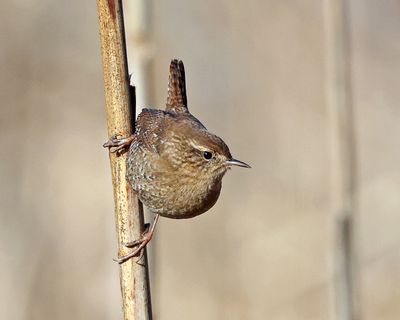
left=164, top=120, right=250, bottom=182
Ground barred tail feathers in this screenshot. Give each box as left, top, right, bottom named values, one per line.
left=166, top=59, right=188, bottom=113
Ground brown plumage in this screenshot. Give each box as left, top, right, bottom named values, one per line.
left=127, top=109, right=230, bottom=218
left=166, top=59, right=187, bottom=113
left=104, top=59, right=250, bottom=262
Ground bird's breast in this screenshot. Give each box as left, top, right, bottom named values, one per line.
left=126, top=142, right=224, bottom=219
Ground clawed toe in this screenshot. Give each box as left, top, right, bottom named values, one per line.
left=103, top=134, right=120, bottom=147
left=113, top=256, right=128, bottom=264
left=113, top=238, right=148, bottom=264
left=113, top=215, right=160, bottom=264
left=124, top=223, right=150, bottom=248
left=124, top=239, right=142, bottom=248
left=103, top=134, right=134, bottom=153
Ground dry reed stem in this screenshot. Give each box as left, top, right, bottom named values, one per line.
left=96, top=0, right=152, bottom=319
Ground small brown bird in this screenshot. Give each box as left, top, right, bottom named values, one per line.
left=104, top=59, right=250, bottom=263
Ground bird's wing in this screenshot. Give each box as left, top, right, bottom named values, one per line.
left=135, top=108, right=171, bottom=154
left=166, top=59, right=188, bottom=113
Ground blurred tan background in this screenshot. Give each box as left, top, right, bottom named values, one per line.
left=1, top=0, right=399, bottom=319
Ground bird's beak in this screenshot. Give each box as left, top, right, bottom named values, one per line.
left=225, top=158, right=251, bottom=168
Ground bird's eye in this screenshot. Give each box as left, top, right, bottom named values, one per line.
left=203, top=151, right=213, bottom=160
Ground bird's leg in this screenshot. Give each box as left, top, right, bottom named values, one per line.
left=103, top=134, right=134, bottom=154
left=113, top=214, right=160, bottom=264
left=124, top=223, right=151, bottom=248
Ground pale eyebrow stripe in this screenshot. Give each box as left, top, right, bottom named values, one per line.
left=188, top=139, right=207, bottom=151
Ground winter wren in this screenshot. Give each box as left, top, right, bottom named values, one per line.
left=104, top=59, right=250, bottom=263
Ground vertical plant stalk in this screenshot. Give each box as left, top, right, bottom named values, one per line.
left=324, top=0, right=359, bottom=319
left=96, top=0, right=152, bottom=319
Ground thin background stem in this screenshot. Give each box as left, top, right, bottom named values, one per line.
left=324, top=0, right=360, bottom=319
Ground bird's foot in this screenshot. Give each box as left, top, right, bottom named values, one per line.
left=103, top=134, right=134, bottom=154
left=113, top=215, right=160, bottom=264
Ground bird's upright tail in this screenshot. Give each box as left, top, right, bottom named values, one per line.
left=166, top=59, right=188, bottom=113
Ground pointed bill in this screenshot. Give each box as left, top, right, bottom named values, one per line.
left=226, top=158, right=251, bottom=168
